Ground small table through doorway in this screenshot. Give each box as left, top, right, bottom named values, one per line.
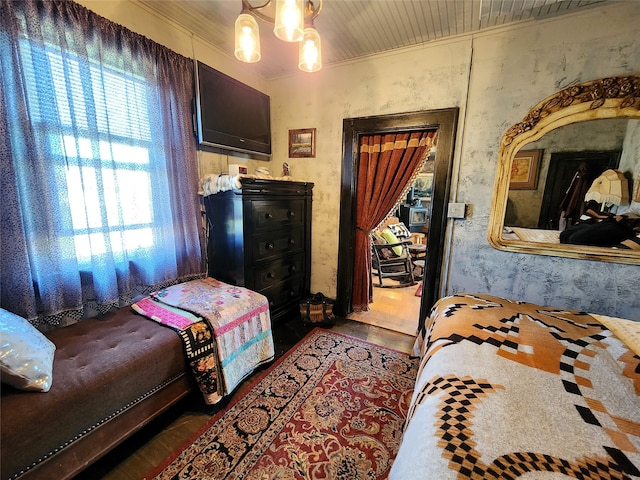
left=408, top=243, right=426, bottom=276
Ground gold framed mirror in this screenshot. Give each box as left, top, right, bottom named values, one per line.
left=488, top=76, right=640, bottom=265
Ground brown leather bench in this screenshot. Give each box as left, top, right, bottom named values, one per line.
left=1, top=307, right=192, bottom=480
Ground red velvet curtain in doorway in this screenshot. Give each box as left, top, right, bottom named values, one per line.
left=352, top=130, right=436, bottom=312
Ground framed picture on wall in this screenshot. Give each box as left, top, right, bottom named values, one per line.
left=510, top=149, right=542, bottom=190
left=289, top=128, right=316, bottom=158
left=413, top=173, right=433, bottom=200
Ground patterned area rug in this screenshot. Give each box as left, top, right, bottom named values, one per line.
left=147, top=329, right=418, bottom=479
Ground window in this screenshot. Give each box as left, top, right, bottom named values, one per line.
left=2, top=0, right=201, bottom=325
left=20, top=41, right=164, bottom=268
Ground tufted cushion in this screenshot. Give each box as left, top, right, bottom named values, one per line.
left=0, top=308, right=55, bottom=392
left=0, top=308, right=187, bottom=480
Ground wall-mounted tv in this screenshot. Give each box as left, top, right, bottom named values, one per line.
left=194, top=61, right=271, bottom=157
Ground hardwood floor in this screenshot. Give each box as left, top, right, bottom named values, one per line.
left=347, top=279, right=422, bottom=336
left=74, top=316, right=415, bottom=480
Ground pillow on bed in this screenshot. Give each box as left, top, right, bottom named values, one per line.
left=0, top=308, right=55, bottom=392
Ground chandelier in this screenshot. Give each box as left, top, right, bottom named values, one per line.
left=234, top=0, right=323, bottom=73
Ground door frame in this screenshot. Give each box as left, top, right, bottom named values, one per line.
left=335, top=108, right=459, bottom=328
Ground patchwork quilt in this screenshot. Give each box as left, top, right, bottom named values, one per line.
left=391, top=293, right=640, bottom=479
left=133, top=278, right=274, bottom=405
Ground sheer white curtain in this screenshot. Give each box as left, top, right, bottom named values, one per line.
left=0, top=0, right=204, bottom=328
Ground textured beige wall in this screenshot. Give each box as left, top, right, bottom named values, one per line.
left=267, top=39, right=472, bottom=296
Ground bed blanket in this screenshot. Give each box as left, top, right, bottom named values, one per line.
left=133, top=278, right=274, bottom=405
left=392, top=293, right=640, bottom=479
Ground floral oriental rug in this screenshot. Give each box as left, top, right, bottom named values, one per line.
left=146, top=329, right=418, bottom=479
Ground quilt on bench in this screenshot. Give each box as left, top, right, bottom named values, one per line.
left=133, top=277, right=274, bottom=405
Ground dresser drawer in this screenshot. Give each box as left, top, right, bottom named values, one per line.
left=249, top=228, right=304, bottom=262
left=259, top=276, right=304, bottom=313
left=250, top=254, right=305, bottom=291
left=249, top=199, right=304, bottom=232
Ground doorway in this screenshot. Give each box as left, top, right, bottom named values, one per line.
left=335, top=108, right=459, bottom=334
left=538, top=150, right=621, bottom=230
left=347, top=281, right=422, bottom=335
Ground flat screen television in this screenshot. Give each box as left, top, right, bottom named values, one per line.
left=194, top=61, right=271, bottom=157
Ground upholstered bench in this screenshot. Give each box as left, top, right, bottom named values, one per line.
left=1, top=307, right=192, bottom=480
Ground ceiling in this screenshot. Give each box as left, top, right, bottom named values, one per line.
left=136, top=0, right=607, bottom=79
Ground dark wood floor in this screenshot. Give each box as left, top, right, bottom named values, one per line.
left=73, top=315, right=415, bottom=480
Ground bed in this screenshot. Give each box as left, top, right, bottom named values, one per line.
left=511, top=226, right=561, bottom=243
left=391, top=293, right=640, bottom=479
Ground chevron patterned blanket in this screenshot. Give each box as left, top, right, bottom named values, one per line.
left=392, top=293, right=640, bottom=479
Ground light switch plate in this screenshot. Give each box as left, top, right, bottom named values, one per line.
left=448, top=202, right=466, bottom=218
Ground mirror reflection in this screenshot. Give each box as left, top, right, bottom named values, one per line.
left=503, top=118, right=640, bottom=247
left=488, top=75, right=640, bottom=264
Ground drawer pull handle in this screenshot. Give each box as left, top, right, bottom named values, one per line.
left=266, top=272, right=275, bottom=279
left=287, top=210, right=295, bottom=218
left=266, top=242, right=275, bottom=250
left=265, top=213, right=273, bottom=219
left=288, top=290, right=297, bottom=298
left=288, top=239, right=295, bottom=246
left=289, top=265, right=296, bottom=273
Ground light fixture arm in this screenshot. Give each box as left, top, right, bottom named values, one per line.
left=240, top=0, right=272, bottom=24
left=241, top=0, right=322, bottom=25
left=304, top=0, right=321, bottom=27
left=307, top=0, right=322, bottom=22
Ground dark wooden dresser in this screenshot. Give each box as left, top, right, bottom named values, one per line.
left=203, top=178, right=314, bottom=324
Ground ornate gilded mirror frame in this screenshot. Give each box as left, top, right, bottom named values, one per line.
left=488, top=75, right=640, bottom=265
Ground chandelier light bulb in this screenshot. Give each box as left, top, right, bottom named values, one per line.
left=234, top=13, right=261, bottom=63
left=274, top=0, right=304, bottom=42
left=298, top=27, right=321, bottom=72
left=300, top=40, right=318, bottom=69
